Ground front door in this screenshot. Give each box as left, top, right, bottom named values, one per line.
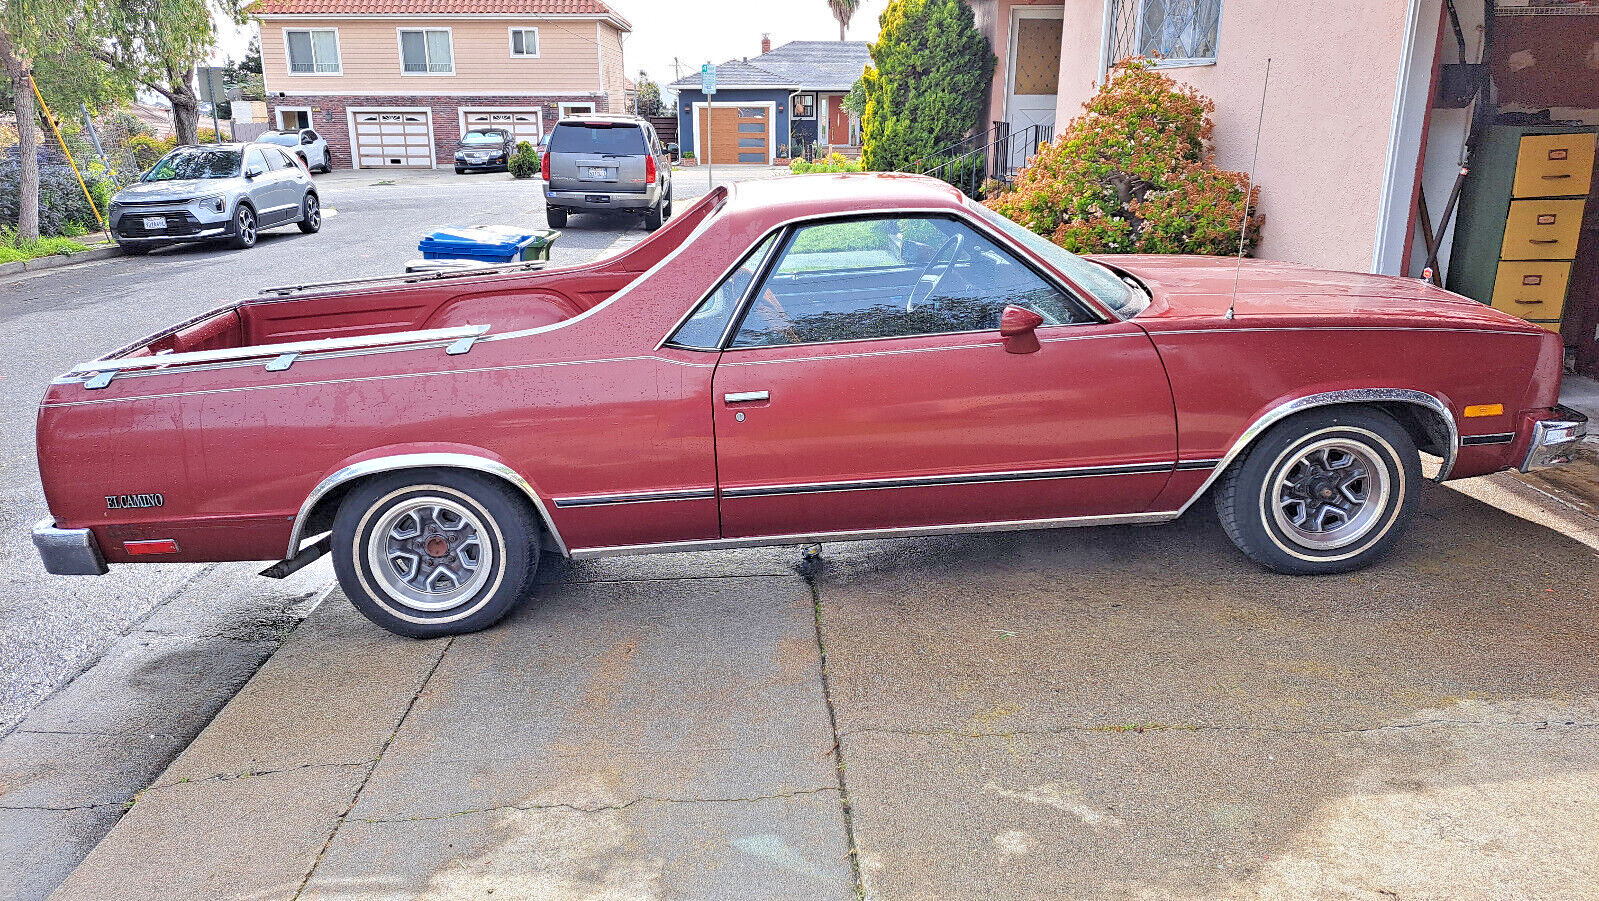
left=1006, top=7, right=1062, bottom=172
left=708, top=214, right=1177, bottom=540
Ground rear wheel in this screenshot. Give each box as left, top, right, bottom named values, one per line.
left=547, top=207, right=567, bottom=228
left=332, top=471, right=541, bottom=638
left=229, top=204, right=257, bottom=250
left=1214, top=408, right=1420, bottom=575
left=297, top=194, right=321, bottom=234
left=643, top=201, right=663, bottom=231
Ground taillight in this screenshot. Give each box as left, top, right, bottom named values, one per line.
left=645, top=153, right=657, bottom=184
left=540, top=151, right=549, bottom=181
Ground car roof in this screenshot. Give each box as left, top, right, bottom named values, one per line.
left=726, top=173, right=969, bottom=221
left=555, top=114, right=645, bottom=127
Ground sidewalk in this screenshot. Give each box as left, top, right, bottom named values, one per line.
left=45, top=478, right=1599, bottom=900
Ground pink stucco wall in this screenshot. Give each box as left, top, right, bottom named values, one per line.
left=1028, top=0, right=1423, bottom=272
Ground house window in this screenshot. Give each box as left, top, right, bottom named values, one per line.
left=1106, top=0, right=1222, bottom=67
left=509, top=27, right=539, bottom=57
left=399, top=28, right=454, bottom=75
left=284, top=28, right=340, bottom=75
left=791, top=93, right=816, bottom=118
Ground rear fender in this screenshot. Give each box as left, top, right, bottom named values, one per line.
left=287, top=444, right=566, bottom=559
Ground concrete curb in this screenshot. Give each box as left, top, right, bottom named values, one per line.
left=0, top=244, right=121, bottom=277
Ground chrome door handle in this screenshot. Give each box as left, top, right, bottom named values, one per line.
left=724, top=391, right=769, bottom=404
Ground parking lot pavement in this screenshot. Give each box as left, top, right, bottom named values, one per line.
left=44, top=478, right=1599, bottom=900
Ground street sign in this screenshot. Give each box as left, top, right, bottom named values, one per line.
left=197, top=66, right=227, bottom=105
left=701, top=63, right=716, bottom=96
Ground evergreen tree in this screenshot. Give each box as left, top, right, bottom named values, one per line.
left=860, top=0, right=994, bottom=173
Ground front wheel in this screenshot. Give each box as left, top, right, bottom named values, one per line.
left=1214, top=408, right=1420, bottom=575
left=230, top=204, right=257, bottom=249
left=331, top=471, right=542, bottom=638
left=297, top=194, right=321, bottom=233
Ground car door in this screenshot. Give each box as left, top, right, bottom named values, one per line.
left=300, top=129, right=325, bottom=168
left=243, top=147, right=285, bottom=222
left=705, top=214, right=1178, bottom=540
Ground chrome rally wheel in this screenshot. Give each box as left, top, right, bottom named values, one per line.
left=332, top=471, right=541, bottom=638
left=1215, top=408, right=1420, bottom=575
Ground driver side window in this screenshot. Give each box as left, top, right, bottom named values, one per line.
left=729, top=215, right=1090, bottom=348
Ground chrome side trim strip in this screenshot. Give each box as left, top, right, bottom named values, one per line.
left=284, top=452, right=567, bottom=559
left=721, top=462, right=1176, bottom=499
left=71, top=324, right=491, bottom=377
left=567, top=510, right=1180, bottom=561
left=1175, top=459, right=1222, bottom=471
left=1459, top=432, right=1515, bottom=446
left=1173, top=388, right=1459, bottom=515
left=554, top=487, right=717, bottom=508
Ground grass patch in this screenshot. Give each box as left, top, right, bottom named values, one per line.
left=0, top=229, right=89, bottom=264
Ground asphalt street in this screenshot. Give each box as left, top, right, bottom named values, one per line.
left=0, top=164, right=775, bottom=733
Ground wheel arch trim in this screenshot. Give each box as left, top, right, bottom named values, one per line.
left=1175, top=388, right=1458, bottom=514
left=284, top=452, right=568, bottom=560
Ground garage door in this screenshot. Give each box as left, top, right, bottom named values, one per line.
left=697, top=105, right=770, bottom=165
left=460, top=109, right=543, bottom=146
left=351, top=110, right=432, bottom=168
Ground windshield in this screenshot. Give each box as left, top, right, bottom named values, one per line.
left=144, top=148, right=242, bottom=182
left=967, top=200, right=1147, bottom=318
left=257, top=133, right=295, bottom=146
left=462, top=131, right=505, bottom=146
left=548, top=122, right=646, bottom=155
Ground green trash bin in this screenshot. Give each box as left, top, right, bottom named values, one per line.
left=524, top=228, right=560, bottom=262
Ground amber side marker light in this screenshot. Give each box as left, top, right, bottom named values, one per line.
left=125, top=539, right=180, bottom=555
left=1463, top=404, right=1504, bottom=418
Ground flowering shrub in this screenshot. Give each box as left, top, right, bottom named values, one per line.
left=986, top=60, right=1262, bottom=256
left=789, top=153, right=863, bottom=174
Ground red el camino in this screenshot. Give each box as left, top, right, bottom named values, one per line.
left=33, top=174, right=1586, bottom=637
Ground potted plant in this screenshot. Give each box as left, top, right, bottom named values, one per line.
left=678, top=151, right=697, bottom=167
left=773, top=143, right=791, bottom=166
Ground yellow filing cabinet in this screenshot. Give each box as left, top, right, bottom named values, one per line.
left=1500, top=198, right=1587, bottom=260
left=1489, top=261, right=1572, bottom=330
left=1512, top=133, right=1595, bottom=199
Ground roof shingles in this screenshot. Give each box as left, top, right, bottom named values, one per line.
left=669, top=40, right=871, bottom=92
left=253, top=0, right=626, bottom=24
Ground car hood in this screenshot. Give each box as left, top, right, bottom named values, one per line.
left=1095, top=254, right=1537, bottom=333
left=114, top=180, right=232, bottom=202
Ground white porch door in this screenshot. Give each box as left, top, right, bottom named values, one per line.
left=1005, top=7, right=1063, bottom=172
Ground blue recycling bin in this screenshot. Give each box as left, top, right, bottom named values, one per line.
left=417, top=225, right=558, bottom=264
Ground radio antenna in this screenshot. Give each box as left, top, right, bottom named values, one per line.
left=1226, top=57, right=1271, bottom=321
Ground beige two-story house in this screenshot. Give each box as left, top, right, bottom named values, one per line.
left=253, top=0, right=631, bottom=170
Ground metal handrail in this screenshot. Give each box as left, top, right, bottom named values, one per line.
left=917, top=123, right=1053, bottom=198
left=909, top=124, right=1005, bottom=175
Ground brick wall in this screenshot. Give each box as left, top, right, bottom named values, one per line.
left=268, top=93, right=611, bottom=169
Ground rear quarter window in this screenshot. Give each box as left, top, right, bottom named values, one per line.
left=548, top=123, right=647, bottom=155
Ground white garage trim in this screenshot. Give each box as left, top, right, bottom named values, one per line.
left=690, top=100, right=776, bottom=165
left=456, top=107, right=544, bottom=145
left=346, top=106, right=437, bottom=170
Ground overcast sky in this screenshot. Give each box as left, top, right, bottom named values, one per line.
left=217, top=0, right=893, bottom=94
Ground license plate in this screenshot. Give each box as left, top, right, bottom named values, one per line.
left=142, top=216, right=166, bottom=230
left=587, top=167, right=610, bottom=179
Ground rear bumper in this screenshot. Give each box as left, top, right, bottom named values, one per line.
left=1520, top=405, right=1589, bottom=472
left=33, top=518, right=108, bottom=576
left=544, top=186, right=660, bottom=211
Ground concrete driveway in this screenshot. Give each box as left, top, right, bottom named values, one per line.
left=44, top=476, right=1599, bottom=900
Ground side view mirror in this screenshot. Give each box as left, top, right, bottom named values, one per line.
left=301, top=134, right=315, bottom=145
left=999, top=305, right=1044, bottom=354
left=244, top=165, right=264, bottom=179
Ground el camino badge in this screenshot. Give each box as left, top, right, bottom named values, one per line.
left=107, top=493, right=164, bottom=509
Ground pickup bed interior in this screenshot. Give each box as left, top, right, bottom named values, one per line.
left=120, top=190, right=719, bottom=360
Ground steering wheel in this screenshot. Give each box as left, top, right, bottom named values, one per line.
left=906, top=233, right=964, bottom=312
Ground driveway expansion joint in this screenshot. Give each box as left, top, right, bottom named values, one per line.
left=292, top=636, right=455, bottom=900
left=354, top=787, right=844, bottom=824
left=803, top=568, right=866, bottom=900
left=146, top=760, right=371, bottom=793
